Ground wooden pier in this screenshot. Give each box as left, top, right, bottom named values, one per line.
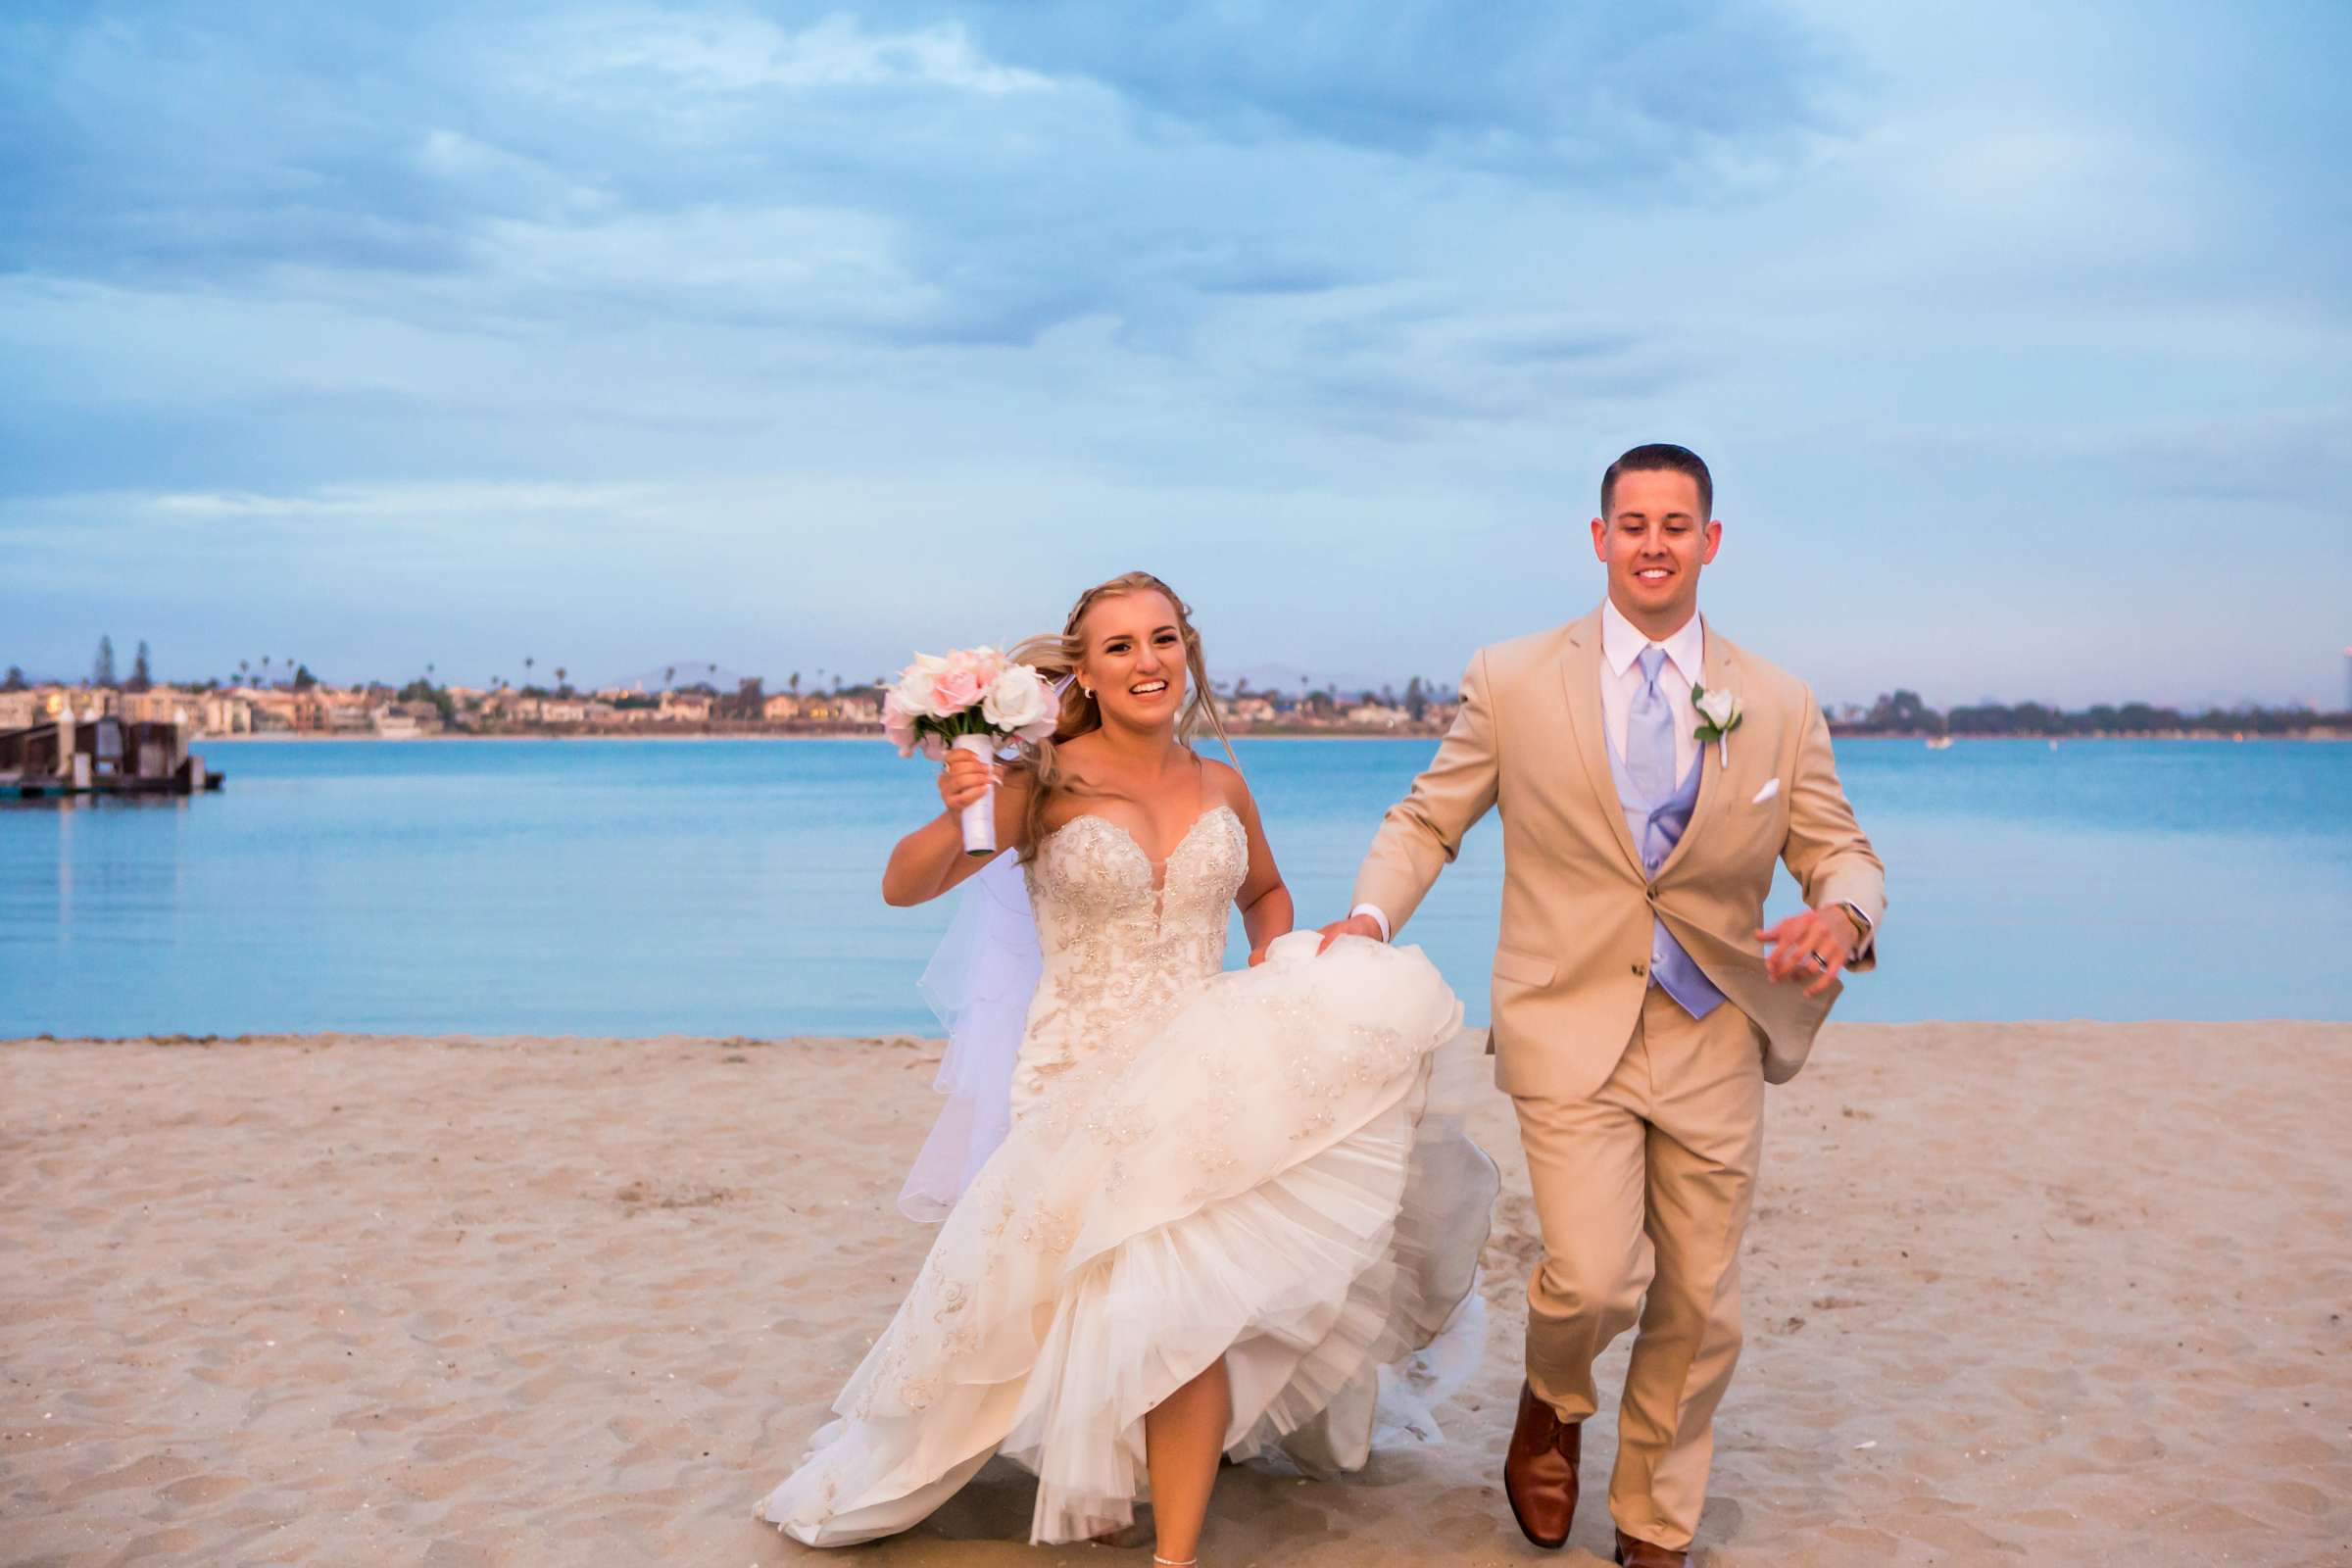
left=0, top=714, right=225, bottom=799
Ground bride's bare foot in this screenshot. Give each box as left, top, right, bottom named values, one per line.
left=1091, top=1511, right=1153, bottom=1549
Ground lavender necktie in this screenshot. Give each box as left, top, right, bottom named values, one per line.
left=1629, top=646, right=1676, bottom=802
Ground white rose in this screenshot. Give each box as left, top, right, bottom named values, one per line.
left=893, top=654, right=950, bottom=719
left=1694, top=687, right=1739, bottom=728
left=981, top=664, right=1053, bottom=737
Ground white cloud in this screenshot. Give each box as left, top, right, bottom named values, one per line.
left=5, top=1, right=2349, bottom=705
left=569, top=9, right=1054, bottom=96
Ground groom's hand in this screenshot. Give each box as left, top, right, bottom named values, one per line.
left=1315, top=914, right=1384, bottom=954
left=1758, top=909, right=1858, bottom=997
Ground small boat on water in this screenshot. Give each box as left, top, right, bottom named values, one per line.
left=1926, top=735, right=1954, bottom=751
left=0, top=714, right=225, bottom=798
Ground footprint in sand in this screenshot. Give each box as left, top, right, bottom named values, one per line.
left=59, top=1453, right=200, bottom=1501
left=2089, top=1432, right=2166, bottom=1464
left=2264, top=1480, right=2331, bottom=1515
left=162, top=1473, right=251, bottom=1505
left=117, top=1525, right=211, bottom=1560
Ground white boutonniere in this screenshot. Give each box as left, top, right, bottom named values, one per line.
left=1691, top=684, right=1742, bottom=767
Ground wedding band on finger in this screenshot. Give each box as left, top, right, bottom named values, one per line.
left=1806, top=952, right=1831, bottom=972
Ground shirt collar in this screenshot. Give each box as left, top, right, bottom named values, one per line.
left=1600, top=597, right=1705, bottom=683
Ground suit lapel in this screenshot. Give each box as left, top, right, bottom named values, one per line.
left=1658, top=616, right=1734, bottom=879
left=1558, top=611, right=1645, bottom=877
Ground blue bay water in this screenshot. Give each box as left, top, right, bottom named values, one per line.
left=1, top=736, right=2345, bottom=1037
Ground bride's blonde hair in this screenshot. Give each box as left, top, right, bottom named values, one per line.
left=1009, top=570, right=1238, bottom=859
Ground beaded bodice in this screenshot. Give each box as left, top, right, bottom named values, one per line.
left=1011, top=804, right=1248, bottom=1110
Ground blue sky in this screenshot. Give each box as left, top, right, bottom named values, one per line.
left=5, top=1, right=2348, bottom=708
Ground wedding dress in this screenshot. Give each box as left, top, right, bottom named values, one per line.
left=757, top=802, right=1498, bottom=1545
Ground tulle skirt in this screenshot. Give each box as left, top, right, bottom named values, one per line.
left=756, top=932, right=1500, bottom=1545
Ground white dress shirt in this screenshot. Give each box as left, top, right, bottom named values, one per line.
left=1598, top=597, right=1703, bottom=783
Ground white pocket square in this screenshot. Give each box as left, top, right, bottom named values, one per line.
left=1749, top=778, right=1781, bottom=806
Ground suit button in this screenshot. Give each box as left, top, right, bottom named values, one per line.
left=1630, top=962, right=1646, bottom=977
left=1645, top=885, right=1658, bottom=900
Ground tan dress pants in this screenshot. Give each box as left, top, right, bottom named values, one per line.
left=1511, top=984, right=1766, bottom=1551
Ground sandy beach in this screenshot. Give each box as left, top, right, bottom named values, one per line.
left=4, top=1021, right=2346, bottom=1567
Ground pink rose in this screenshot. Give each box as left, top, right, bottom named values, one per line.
left=881, top=690, right=920, bottom=758
left=929, top=666, right=985, bottom=713
left=940, top=648, right=1013, bottom=712
left=968, top=646, right=1010, bottom=686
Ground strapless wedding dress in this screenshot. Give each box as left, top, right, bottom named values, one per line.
left=757, top=804, right=1498, bottom=1545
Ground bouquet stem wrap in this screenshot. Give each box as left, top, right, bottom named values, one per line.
left=884, top=646, right=1053, bottom=856
left=952, top=733, right=999, bottom=857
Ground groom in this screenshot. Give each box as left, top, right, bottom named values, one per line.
left=1319, top=444, right=1886, bottom=1567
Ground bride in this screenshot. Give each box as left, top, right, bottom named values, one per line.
left=756, top=571, right=1497, bottom=1565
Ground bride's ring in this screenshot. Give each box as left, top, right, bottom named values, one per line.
left=1806, top=952, right=1831, bottom=972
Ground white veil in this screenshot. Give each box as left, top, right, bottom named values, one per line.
left=897, top=849, right=1043, bottom=1222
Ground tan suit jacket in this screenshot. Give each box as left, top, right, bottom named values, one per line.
left=1353, top=609, right=1886, bottom=1100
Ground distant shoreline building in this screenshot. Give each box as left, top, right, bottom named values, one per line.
left=3, top=667, right=2338, bottom=745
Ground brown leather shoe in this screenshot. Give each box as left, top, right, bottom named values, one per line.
left=1613, top=1529, right=1691, bottom=1567
left=1502, top=1382, right=1580, bottom=1549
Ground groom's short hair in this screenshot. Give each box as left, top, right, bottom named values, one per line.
left=1602, top=443, right=1713, bottom=520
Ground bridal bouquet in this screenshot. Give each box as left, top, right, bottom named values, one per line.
left=883, top=647, right=1057, bottom=855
